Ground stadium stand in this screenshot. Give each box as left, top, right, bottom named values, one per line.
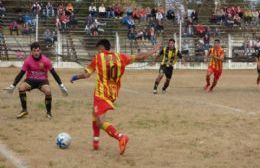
left=0, top=0, right=259, bottom=65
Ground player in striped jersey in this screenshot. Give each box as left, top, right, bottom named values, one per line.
left=70, top=39, right=161, bottom=155
left=152, top=39, right=183, bottom=94
left=204, top=39, right=225, bottom=92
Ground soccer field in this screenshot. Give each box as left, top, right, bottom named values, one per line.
left=0, top=68, right=259, bottom=168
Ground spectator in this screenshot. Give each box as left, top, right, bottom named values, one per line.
left=43, top=28, right=54, bottom=47
left=88, top=19, right=106, bottom=36
left=59, top=11, right=70, bottom=31
left=127, top=27, right=136, bottom=41
left=225, top=14, right=234, bottom=27
left=191, top=10, right=198, bottom=24
left=21, top=23, right=32, bottom=35
left=22, top=13, right=33, bottom=25
left=113, top=3, right=123, bottom=18
left=85, top=14, right=94, bottom=34
left=139, top=8, right=146, bottom=22
left=68, top=12, right=78, bottom=28
left=46, top=1, right=55, bottom=17
left=126, top=5, right=133, bottom=16
left=89, top=3, right=97, bottom=17
left=98, top=3, right=106, bottom=18
left=31, top=1, right=41, bottom=16
left=233, top=14, right=241, bottom=26
left=57, top=3, right=64, bottom=16
left=0, top=25, right=3, bottom=43
left=145, top=7, right=152, bottom=21
left=203, top=34, right=210, bottom=51
left=150, top=26, right=156, bottom=45
left=9, top=20, right=19, bottom=35
left=66, top=3, right=74, bottom=15
left=106, top=5, right=115, bottom=18
left=132, top=8, right=140, bottom=21
left=166, top=9, right=175, bottom=21
left=126, top=16, right=135, bottom=29
left=0, top=2, right=5, bottom=17
left=156, top=10, right=163, bottom=24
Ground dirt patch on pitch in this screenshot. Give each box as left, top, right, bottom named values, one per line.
left=0, top=68, right=259, bottom=168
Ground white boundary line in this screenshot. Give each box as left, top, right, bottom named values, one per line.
left=122, top=88, right=257, bottom=116
left=0, top=141, right=28, bottom=168
left=83, top=82, right=258, bottom=115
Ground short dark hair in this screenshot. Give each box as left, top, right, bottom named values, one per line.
left=96, top=39, right=111, bottom=50
left=214, top=39, right=220, bottom=43
left=168, top=38, right=175, bottom=43
left=30, top=42, right=41, bottom=51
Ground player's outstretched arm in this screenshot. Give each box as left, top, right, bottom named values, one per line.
left=50, top=68, right=68, bottom=96
left=70, top=71, right=92, bottom=83
left=3, top=70, right=25, bottom=94
left=134, top=43, right=161, bottom=61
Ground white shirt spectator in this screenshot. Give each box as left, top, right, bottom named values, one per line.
left=99, top=5, right=106, bottom=13
left=156, top=11, right=163, bottom=21
left=89, top=5, right=96, bottom=12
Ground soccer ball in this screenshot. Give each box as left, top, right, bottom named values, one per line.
left=56, top=132, right=71, bottom=149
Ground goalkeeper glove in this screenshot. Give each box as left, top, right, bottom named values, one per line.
left=3, top=84, right=15, bottom=94
left=59, top=84, right=68, bottom=96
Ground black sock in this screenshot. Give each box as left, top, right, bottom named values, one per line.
left=45, top=95, right=52, bottom=114
left=162, top=79, right=170, bottom=91
left=19, top=91, right=27, bottom=111
left=154, top=81, right=159, bottom=90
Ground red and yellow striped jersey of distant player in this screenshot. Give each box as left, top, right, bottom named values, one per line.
left=208, top=47, right=225, bottom=70
left=85, top=50, right=135, bottom=109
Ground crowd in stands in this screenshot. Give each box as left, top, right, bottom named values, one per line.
left=210, top=6, right=259, bottom=27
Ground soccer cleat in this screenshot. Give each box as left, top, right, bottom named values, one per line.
left=93, top=137, right=99, bottom=150
left=162, top=89, right=166, bottom=94
left=153, top=89, right=157, bottom=94
left=46, top=112, right=52, bottom=119
left=16, top=110, right=28, bottom=119
left=119, top=135, right=129, bottom=155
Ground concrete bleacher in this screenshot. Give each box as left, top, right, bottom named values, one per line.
left=1, top=0, right=260, bottom=64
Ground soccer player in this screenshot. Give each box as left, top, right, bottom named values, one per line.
left=204, top=39, right=225, bottom=92
left=256, top=47, right=260, bottom=85
left=152, top=38, right=183, bottom=94
left=70, top=39, right=161, bottom=155
left=4, top=42, right=68, bottom=119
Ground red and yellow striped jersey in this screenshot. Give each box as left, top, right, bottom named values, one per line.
left=208, top=47, right=224, bottom=70
left=85, top=50, right=135, bottom=107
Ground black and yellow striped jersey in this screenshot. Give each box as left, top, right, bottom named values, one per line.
left=159, top=47, right=182, bottom=66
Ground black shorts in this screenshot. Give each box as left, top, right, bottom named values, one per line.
left=24, top=79, right=49, bottom=90
left=159, top=65, right=173, bottom=79
left=258, top=68, right=260, bottom=74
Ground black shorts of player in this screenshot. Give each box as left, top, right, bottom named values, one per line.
left=159, top=64, right=173, bottom=79
left=24, top=79, right=49, bottom=90
left=258, top=67, right=260, bottom=74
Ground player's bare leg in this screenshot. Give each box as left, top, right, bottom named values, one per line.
left=95, top=113, right=128, bottom=155
left=16, top=82, right=31, bottom=119
left=204, top=71, right=212, bottom=91
left=153, top=74, right=163, bottom=94
left=209, top=78, right=218, bottom=92
left=40, top=85, right=52, bottom=118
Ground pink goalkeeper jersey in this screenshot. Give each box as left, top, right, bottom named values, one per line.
left=22, top=55, right=53, bottom=80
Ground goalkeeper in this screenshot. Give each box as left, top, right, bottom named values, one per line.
left=4, top=42, right=68, bottom=119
